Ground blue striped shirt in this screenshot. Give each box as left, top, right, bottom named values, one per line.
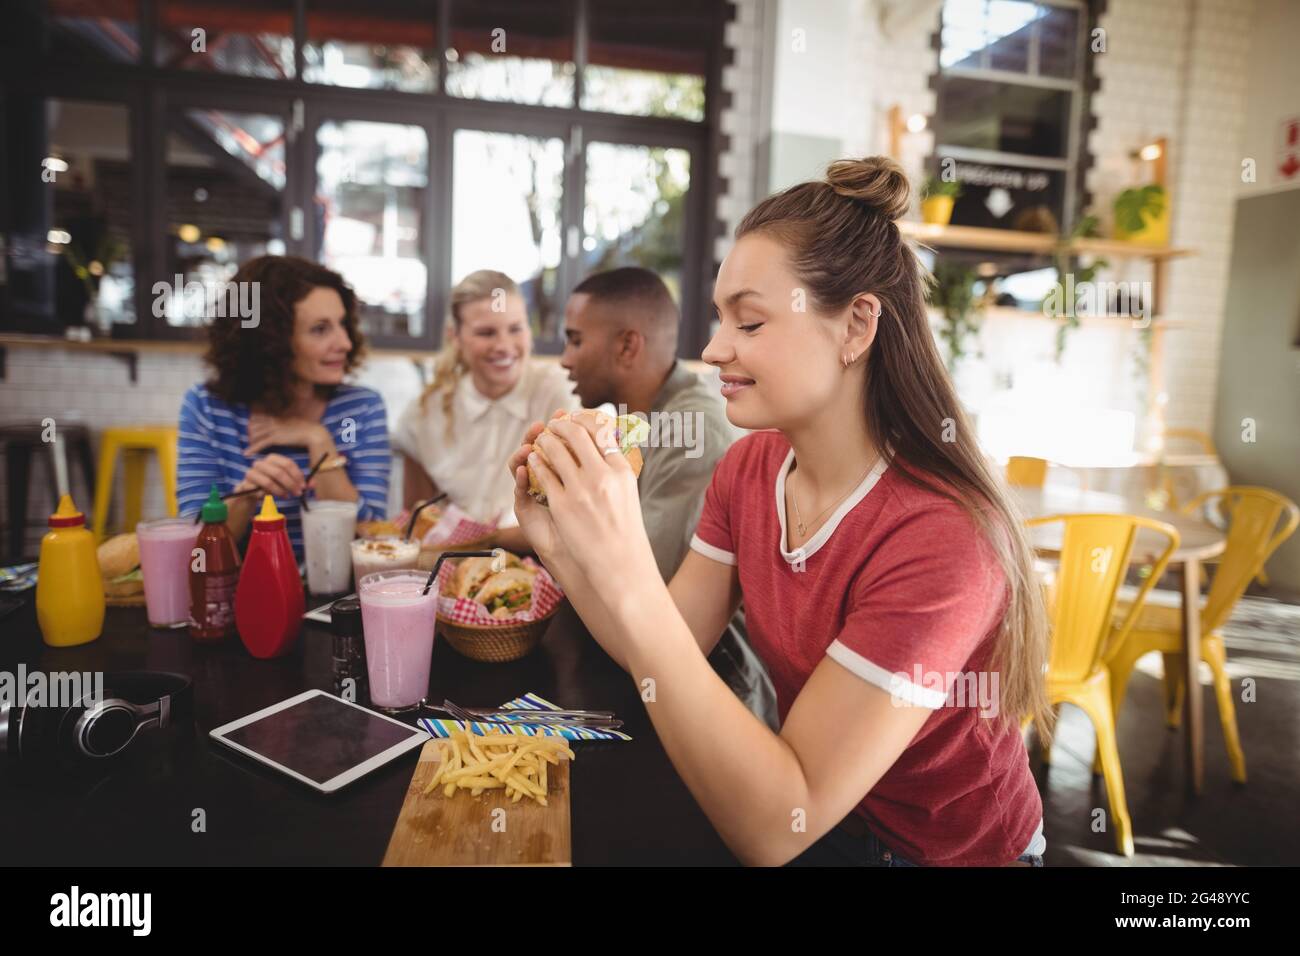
left=177, top=383, right=391, bottom=558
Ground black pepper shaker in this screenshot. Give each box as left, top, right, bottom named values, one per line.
left=329, top=596, right=367, bottom=701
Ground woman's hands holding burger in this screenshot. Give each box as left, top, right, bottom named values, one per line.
left=508, top=410, right=658, bottom=597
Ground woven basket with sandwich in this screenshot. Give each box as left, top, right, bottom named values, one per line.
left=436, top=552, right=560, bottom=663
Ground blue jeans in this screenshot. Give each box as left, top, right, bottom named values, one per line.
left=788, top=822, right=1045, bottom=867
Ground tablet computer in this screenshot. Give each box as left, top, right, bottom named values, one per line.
left=209, top=690, right=429, bottom=793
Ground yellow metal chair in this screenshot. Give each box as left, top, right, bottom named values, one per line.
left=1105, top=487, right=1299, bottom=784
left=92, top=426, right=179, bottom=541
left=1006, top=456, right=1049, bottom=488
left=1025, top=513, right=1179, bottom=857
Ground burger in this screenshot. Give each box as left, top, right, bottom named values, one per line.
left=409, top=502, right=443, bottom=543
left=98, top=532, right=144, bottom=602
left=526, top=409, right=649, bottom=506
left=473, top=567, right=536, bottom=619
left=450, top=551, right=523, bottom=600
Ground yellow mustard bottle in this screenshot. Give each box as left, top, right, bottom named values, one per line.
left=36, top=494, right=105, bottom=647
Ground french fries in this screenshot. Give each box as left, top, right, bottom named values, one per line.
left=423, top=729, right=574, bottom=806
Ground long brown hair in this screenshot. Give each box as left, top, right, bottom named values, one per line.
left=737, top=157, right=1051, bottom=736
left=204, top=255, right=365, bottom=415
left=420, top=270, right=520, bottom=439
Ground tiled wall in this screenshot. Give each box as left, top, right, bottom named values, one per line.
left=720, top=0, right=1255, bottom=450
left=1087, top=0, right=1254, bottom=437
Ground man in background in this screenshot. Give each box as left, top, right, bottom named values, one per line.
left=559, top=266, right=777, bottom=727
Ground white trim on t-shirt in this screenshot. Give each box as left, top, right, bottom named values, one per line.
left=689, top=533, right=737, bottom=566
left=776, top=450, right=889, bottom=565
left=825, top=639, right=950, bottom=709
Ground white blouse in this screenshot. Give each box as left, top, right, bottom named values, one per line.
left=392, top=360, right=580, bottom=527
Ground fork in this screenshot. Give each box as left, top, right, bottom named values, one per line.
left=431, top=699, right=623, bottom=731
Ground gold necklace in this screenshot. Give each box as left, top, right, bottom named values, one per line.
left=790, top=457, right=878, bottom=538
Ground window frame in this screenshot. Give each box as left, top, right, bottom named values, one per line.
left=933, top=0, right=1089, bottom=233
left=1, top=0, right=723, bottom=359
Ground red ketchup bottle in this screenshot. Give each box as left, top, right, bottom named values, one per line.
left=234, top=495, right=305, bottom=659
left=190, top=484, right=241, bottom=643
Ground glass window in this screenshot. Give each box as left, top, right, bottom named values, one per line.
left=5, top=98, right=136, bottom=332
left=161, top=109, right=286, bottom=327
left=985, top=1, right=1035, bottom=73
left=451, top=130, right=565, bottom=340
left=155, top=0, right=295, bottom=79
left=315, top=120, right=429, bottom=340
left=48, top=0, right=141, bottom=63
left=1038, top=5, right=1079, bottom=79
left=582, top=0, right=709, bottom=121
left=583, top=143, right=691, bottom=305
left=304, top=0, right=438, bottom=92
left=445, top=0, right=575, bottom=108
left=940, top=1, right=1079, bottom=80
left=935, top=76, right=1071, bottom=158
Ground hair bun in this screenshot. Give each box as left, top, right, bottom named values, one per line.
left=825, top=156, right=911, bottom=220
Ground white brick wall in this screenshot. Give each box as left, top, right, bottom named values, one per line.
left=714, top=0, right=1254, bottom=452
left=853, top=0, right=940, bottom=189
left=0, top=349, right=204, bottom=555
left=1089, top=0, right=1254, bottom=439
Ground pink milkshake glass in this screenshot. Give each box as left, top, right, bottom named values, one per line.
left=137, top=517, right=200, bottom=628
left=358, top=570, right=438, bottom=713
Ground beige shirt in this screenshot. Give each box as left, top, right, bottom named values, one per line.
left=393, top=360, right=579, bottom=527
left=637, top=362, right=741, bottom=579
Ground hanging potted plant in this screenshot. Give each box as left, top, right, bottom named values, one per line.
left=921, top=175, right=961, bottom=226
left=929, top=260, right=984, bottom=374
left=1113, top=183, right=1168, bottom=245
left=1043, top=214, right=1108, bottom=362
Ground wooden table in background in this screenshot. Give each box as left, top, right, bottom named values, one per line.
left=1012, top=485, right=1226, bottom=796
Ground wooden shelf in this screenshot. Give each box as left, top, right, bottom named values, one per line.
left=898, top=220, right=1194, bottom=261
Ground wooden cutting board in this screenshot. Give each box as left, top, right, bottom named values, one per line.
left=382, top=739, right=571, bottom=866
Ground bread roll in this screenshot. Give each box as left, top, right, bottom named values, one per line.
left=527, top=409, right=646, bottom=505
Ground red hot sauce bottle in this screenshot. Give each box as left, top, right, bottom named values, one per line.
left=190, top=484, right=241, bottom=643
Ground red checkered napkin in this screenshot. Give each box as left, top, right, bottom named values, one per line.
left=435, top=556, right=565, bottom=625
left=422, top=503, right=499, bottom=548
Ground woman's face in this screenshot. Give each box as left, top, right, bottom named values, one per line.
left=455, top=293, right=532, bottom=398
left=290, top=286, right=353, bottom=387
left=703, top=233, right=845, bottom=431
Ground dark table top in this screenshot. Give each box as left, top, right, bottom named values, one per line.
left=0, top=595, right=738, bottom=866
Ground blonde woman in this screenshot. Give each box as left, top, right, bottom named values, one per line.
left=394, top=270, right=578, bottom=548
left=508, top=158, right=1051, bottom=866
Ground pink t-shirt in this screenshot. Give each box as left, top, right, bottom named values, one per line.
left=690, top=430, right=1042, bottom=866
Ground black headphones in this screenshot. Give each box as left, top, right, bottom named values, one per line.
left=0, top=671, right=194, bottom=766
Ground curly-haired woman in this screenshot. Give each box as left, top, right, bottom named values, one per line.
left=177, top=256, right=390, bottom=557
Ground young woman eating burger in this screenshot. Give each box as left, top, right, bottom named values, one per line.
left=507, top=157, right=1051, bottom=867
